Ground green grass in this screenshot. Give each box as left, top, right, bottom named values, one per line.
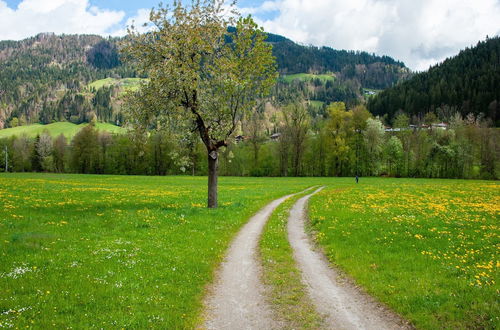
left=88, top=77, right=116, bottom=90
left=1, top=175, right=497, bottom=328
left=0, top=173, right=316, bottom=328
left=308, top=100, right=325, bottom=109
left=280, top=73, right=335, bottom=84
left=88, top=78, right=145, bottom=94
left=260, top=189, right=323, bottom=328
left=0, top=122, right=125, bottom=139
left=308, top=178, right=499, bottom=329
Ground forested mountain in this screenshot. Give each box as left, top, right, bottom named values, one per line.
left=1, top=34, right=497, bottom=180
left=0, top=33, right=136, bottom=129
left=0, top=32, right=409, bottom=129
left=269, top=34, right=408, bottom=89
left=368, top=37, right=500, bottom=126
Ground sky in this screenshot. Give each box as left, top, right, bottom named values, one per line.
left=0, top=0, right=499, bottom=71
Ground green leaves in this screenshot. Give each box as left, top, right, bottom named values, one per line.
left=121, top=0, right=277, bottom=151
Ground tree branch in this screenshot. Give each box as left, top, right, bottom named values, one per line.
left=184, top=88, right=213, bottom=151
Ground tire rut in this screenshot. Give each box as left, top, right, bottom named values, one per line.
left=203, top=188, right=314, bottom=329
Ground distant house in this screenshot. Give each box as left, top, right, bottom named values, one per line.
left=270, top=133, right=281, bottom=140
left=432, top=122, right=448, bottom=130
left=401, top=123, right=449, bottom=131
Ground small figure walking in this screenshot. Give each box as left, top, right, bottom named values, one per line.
left=355, top=175, right=359, bottom=184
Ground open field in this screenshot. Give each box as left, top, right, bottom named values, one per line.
left=0, top=122, right=126, bottom=139
left=1, top=174, right=498, bottom=328
left=0, top=173, right=316, bottom=328
left=309, top=178, right=499, bottom=329
left=87, top=78, right=145, bottom=93
left=280, top=73, right=335, bottom=83
left=308, top=100, right=325, bottom=109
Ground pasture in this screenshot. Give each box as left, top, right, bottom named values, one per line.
left=280, top=73, right=335, bottom=83
left=0, top=122, right=125, bottom=139
left=309, top=178, right=499, bottom=329
left=0, top=173, right=315, bottom=328
left=87, top=78, right=145, bottom=93
left=0, top=174, right=498, bottom=328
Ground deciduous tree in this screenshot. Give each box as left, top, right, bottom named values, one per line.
left=122, top=0, right=277, bottom=207
left=281, top=102, right=309, bottom=176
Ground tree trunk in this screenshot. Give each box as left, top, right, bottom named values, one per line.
left=252, top=141, right=259, bottom=168
left=207, top=151, right=218, bottom=208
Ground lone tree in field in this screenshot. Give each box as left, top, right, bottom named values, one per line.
left=122, top=0, right=277, bottom=208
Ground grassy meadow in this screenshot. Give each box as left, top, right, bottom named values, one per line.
left=309, top=178, right=499, bottom=329
left=1, top=174, right=498, bottom=328
left=0, top=122, right=125, bottom=139
left=0, top=173, right=317, bottom=328
left=87, top=78, right=145, bottom=94
left=280, top=73, right=335, bottom=83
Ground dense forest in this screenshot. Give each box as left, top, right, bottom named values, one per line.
left=0, top=33, right=136, bottom=129
left=368, top=37, right=500, bottom=126
left=269, top=35, right=409, bottom=89
left=0, top=32, right=409, bottom=129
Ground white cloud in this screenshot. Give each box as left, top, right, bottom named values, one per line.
left=0, top=0, right=125, bottom=40
left=1, top=0, right=498, bottom=71
left=247, top=0, right=500, bottom=71
left=240, top=0, right=281, bottom=15
left=111, top=8, right=153, bottom=37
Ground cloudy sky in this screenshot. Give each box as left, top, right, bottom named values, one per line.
left=0, top=0, right=499, bottom=71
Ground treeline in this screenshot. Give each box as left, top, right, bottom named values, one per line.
left=8, top=86, right=120, bottom=127
left=37, top=86, right=123, bottom=125
left=1, top=104, right=497, bottom=179
left=368, top=37, right=500, bottom=126
left=0, top=122, right=202, bottom=176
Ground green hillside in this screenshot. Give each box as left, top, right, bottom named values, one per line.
left=0, top=33, right=409, bottom=130
left=368, top=37, right=500, bottom=124
left=88, top=77, right=145, bottom=93
left=0, top=122, right=125, bottom=139
left=308, top=100, right=325, bottom=109
left=280, top=73, right=335, bottom=83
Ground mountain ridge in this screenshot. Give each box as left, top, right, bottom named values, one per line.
left=368, top=36, right=500, bottom=125
left=0, top=31, right=410, bottom=129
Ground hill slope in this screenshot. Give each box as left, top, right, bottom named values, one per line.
left=0, top=32, right=409, bottom=130
left=367, top=37, right=500, bottom=125
left=0, top=122, right=125, bottom=139
left=270, top=37, right=409, bottom=89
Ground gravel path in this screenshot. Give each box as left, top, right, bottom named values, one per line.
left=287, top=187, right=411, bottom=330
left=203, top=192, right=307, bottom=329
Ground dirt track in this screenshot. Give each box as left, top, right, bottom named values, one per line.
left=203, top=187, right=409, bottom=329
left=202, top=193, right=296, bottom=329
